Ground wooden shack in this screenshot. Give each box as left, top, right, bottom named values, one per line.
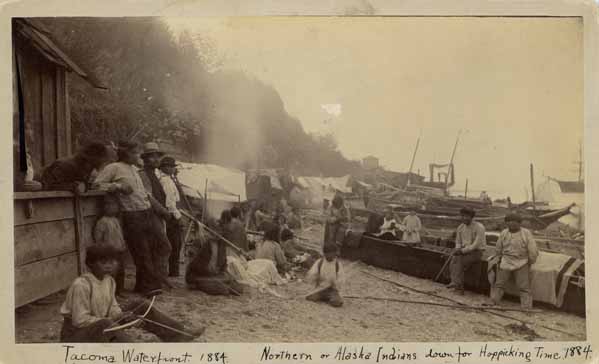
left=12, top=18, right=106, bottom=307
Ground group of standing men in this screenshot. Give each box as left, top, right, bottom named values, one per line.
left=41, top=140, right=186, bottom=297
left=93, top=141, right=185, bottom=296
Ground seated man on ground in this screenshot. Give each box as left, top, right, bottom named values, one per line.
left=255, top=224, right=290, bottom=274
left=60, top=245, right=204, bottom=343
left=305, top=242, right=345, bottom=307
left=185, top=230, right=244, bottom=296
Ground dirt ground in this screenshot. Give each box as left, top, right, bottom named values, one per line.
left=15, top=222, right=586, bottom=343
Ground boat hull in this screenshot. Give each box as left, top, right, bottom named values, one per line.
left=341, top=233, right=585, bottom=316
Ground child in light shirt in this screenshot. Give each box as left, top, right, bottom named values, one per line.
left=305, top=242, right=345, bottom=307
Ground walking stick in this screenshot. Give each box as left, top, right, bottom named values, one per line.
left=180, top=209, right=251, bottom=259
left=434, top=249, right=456, bottom=282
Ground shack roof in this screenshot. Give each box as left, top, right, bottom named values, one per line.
left=13, top=18, right=107, bottom=89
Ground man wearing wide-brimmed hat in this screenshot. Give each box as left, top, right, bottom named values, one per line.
left=157, top=156, right=184, bottom=277
left=138, top=142, right=173, bottom=281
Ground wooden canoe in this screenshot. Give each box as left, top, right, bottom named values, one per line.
left=340, top=233, right=585, bottom=316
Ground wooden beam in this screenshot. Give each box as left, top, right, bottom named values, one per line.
left=14, top=197, right=75, bottom=226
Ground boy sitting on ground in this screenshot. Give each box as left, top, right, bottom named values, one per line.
left=305, top=242, right=345, bottom=307
left=60, top=245, right=204, bottom=343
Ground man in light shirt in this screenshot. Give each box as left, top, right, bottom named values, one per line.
left=157, top=156, right=184, bottom=277
left=491, top=213, right=539, bottom=308
left=447, top=207, right=486, bottom=295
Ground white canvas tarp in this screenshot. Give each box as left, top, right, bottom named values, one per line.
left=176, top=162, right=247, bottom=202
left=294, top=175, right=352, bottom=207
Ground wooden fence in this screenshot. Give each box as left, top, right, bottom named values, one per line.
left=14, top=190, right=105, bottom=307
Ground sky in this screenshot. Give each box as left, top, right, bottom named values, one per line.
left=166, top=16, right=583, bottom=202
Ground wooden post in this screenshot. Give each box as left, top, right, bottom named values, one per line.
left=464, top=179, right=468, bottom=199
left=73, top=194, right=86, bottom=274
left=530, top=164, right=536, bottom=212
left=202, top=178, right=208, bottom=222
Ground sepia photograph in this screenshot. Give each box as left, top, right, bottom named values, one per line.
left=10, top=12, right=588, bottom=347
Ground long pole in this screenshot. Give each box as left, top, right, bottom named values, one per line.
left=445, top=130, right=461, bottom=190
left=180, top=209, right=249, bottom=258
left=530, top=164, right=536, bottom=212
left=464, top=179, right=468, bottom=200
left=407, top=136, right=421, bottom=186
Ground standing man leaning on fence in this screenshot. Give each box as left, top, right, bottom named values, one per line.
left=93, top=141, right=169, bottom=297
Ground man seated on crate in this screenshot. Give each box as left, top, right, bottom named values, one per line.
left=41, top=142, right=111, bottom=193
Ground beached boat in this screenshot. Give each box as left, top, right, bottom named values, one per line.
left=340, top=233, right=585, bottom=316
left=361, top=200, right=574, bottom=232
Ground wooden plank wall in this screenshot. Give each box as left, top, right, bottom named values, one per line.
left=15, top=38, right=69, bottom=179
left=14, top=192, right=103, bottom=307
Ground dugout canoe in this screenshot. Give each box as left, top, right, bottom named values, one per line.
left=340, top=233, right=585, bottom=316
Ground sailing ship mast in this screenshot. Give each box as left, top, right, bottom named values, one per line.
left=576, top=140, right=583, bottom=183
left=444, top=130, right=461, bottom=191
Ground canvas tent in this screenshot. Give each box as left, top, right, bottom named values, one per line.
left=176, top=162, right=247, bottom=218
left=292, top=175, right=352, bottom=208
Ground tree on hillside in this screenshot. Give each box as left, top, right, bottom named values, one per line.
left=41, top=17, right=365, bottom=178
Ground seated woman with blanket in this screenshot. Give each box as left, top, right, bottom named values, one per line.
left=255, top=224, right=290, bottom=274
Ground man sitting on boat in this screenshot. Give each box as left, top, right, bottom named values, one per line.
left=447, top=207, right=486, bottom=295
left=374, top=206, right=403, bottom=240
